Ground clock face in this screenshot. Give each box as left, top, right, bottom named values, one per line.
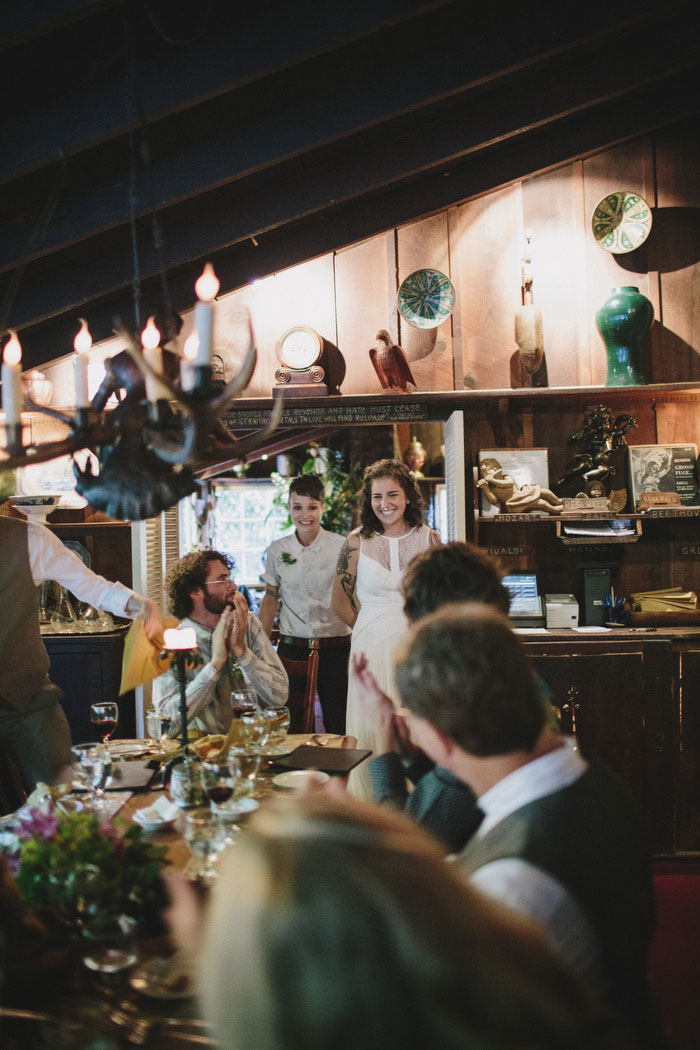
left=277, top=327, right=322, bottom=370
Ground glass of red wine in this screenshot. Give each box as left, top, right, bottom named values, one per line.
left=202, top=759, right=238, bottom=808
left=90, top=702, right=118, bottom=745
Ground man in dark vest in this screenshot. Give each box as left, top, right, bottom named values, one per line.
left=0, top=514, right=161, bottom=794
left=393, top=601, right=663, bottom=1048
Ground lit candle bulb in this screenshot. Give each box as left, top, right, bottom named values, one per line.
left=181, top=332, right=199, bottom=392
left=163, top=627, right=197, bottom=650
left=73, top=318, right=92, bottom=409
left=193, top=263, right=219, bottom=366
left=2, top=331, right=23, bottom=426
left=141, top=316, right=169, bottom=402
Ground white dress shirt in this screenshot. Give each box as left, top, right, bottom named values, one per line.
left=263, top=528, right=350, bottom=639
left=26, top=519, right=138, bottom=617
left=461, top=738, right=603, bottom=986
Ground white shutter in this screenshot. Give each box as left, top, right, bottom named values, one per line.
left=444, top=410, right=466, bottom=542
left=130, top=504, right=183, bottom=732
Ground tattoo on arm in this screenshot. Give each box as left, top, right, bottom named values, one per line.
left=336, top=541, right=358, bottom=610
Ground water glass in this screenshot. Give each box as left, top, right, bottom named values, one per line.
left=228, top=748, right=260, bottom=798
left=145, top=709, right=172, bottom=742
left=81, top=913, right=138, bottom=973
left=71, top=743, right=112, bottom=812
left=183, top=808, right=227, bottom=879
left=261, top=706, right=291, bottom=749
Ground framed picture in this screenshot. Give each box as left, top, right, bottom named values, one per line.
left=628, top=444, right=700, bottom=510
left=477, top=448, right=550, bottom=516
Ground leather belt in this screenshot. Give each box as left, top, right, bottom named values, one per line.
left=279, top=634, right=351, bottom=650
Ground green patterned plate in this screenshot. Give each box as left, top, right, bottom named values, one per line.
left=591, top=191, right=652, bottom=254
left=397, top=268, right=455, bottom=329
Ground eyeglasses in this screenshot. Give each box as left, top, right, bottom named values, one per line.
left=203, top=575, right=235, bottom=588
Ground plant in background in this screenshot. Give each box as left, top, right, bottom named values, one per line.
left=1, top=801, right=168, bottom=927
left=270, top=443, right=363, bottom=536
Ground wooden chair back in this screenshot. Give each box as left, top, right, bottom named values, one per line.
left=278, top=640, right=320, bottom=733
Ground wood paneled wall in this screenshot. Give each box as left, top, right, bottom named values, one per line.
left=39, top=117, right=699, bottom=404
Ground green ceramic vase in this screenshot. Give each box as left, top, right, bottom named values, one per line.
left=595, top=286, right=653, bottom=387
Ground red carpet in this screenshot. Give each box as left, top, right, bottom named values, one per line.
left=649, top=874, right=700, bottom=1049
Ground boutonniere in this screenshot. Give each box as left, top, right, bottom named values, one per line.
left=281, top=552, right=297, bottom=565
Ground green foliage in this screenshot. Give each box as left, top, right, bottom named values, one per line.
left=9, top=804, right=168, bottom=925
left=270, top=444, right=363, bottom=536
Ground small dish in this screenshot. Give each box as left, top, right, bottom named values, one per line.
left=397, top=268, right=455, bottom=329
left=591, top=191, right=652, bottom=254
left=211, top=796, right=260, bottom=820
left=129, top=954, right=194, bottom=999
left=133, top=796, right=180, bottom=832
left=273, top=769, right=330, bottom=790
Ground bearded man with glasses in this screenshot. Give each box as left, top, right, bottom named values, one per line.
left=153, top=550, right=288, bottom=737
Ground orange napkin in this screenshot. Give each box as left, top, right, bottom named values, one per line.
left=119, top=616, right=179, bottom=694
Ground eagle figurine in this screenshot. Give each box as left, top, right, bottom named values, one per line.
left=369, top=330, right=417, bottom=393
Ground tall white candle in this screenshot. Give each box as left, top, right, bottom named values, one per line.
left=193, top=263, right=220, bottom=366
left=73, top=319, right=92, bottom=408
left=181, top=332, right=199, bottom=392
left=141, top=317, right=169, bottom=402
left=2, top=331, right=23, bottom=426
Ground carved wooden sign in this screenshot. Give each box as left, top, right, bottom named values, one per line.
left=639, top=491, right=682, bottom=510
left=223, top=402, right=430, bottom=428
left=561, top=497, right=610, bottom=515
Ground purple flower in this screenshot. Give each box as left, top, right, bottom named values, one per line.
left=19, top=807, right=60, bottom=841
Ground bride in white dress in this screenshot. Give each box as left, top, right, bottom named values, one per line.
left=332, top=459, right=441, bottom=798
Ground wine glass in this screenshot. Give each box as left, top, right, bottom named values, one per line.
left=261, top=706, right=291, bottom=752
left=71, top=743, right=112, bottom=813
left=183, top=809, right=227, bottom=880
left=91, top=702, right=118, bottom=744
left=202, top=759, right=238, bottom=808
left=228, top=748, right=261, bottom=799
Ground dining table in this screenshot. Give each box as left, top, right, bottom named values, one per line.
left=1, top=732, right=360, bottom=1050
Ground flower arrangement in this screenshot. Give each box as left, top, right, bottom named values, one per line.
left=1, top=800, right=169, bottom=926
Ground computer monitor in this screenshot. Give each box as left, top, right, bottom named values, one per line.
left=502, top=573, right=541, bottom=616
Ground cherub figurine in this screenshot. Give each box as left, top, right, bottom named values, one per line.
left=477, top=458, right=563, bottom=515
left=369, top=330, right=417, bottom=393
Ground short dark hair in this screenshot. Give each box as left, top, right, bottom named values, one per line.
left=402, top=542, right=510, bottom=623
left=165, top=549, right=234, bottom=619
left=288, top=475, right=325, bottom=502
left=395, top=603, right=545, bottom=756
left=358, top=459, right=423, bottom=537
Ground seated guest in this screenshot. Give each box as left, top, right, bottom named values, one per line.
left=181, top=794, right=622, bottom=1050
left=259, top=475, right=351, bottom=734
left=358, top=543, right=511, bottom=851
left=394, top=602, right=661, bottom=1047
left=154, top=550, right=287, bottom=736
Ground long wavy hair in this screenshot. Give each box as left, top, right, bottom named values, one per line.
left=357, top=458, right=423, bottom=537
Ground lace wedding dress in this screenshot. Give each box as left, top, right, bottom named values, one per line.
left=346, top=525, right=434, bottom=799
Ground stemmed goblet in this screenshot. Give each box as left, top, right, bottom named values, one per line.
left=91, top=702, right=118, bottom=744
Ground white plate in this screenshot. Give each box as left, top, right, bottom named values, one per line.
left=129, top=955, right=194, bottom=999
left=273, top=770, right=330, bottom=790
left=261, top=743, right=293, bottom=757
left=211, top=796, right=260, bottom=819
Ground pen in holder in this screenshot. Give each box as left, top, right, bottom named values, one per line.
left=604, top=591, right=628, bottom=626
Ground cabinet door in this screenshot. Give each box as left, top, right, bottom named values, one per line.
left=531, top=647, right=674, bottom=853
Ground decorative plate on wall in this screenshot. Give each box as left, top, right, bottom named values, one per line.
left=396, top=268, right=456, bottom=329
left=591, top=191, right=653, bottom=254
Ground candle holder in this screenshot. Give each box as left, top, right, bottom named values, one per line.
left=2, top=421, right=23, bottom=455
left=159, top=628, right=202, bottom=806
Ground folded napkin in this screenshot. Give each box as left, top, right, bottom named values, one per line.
left=134, top=796, right=180, bottom=825
left=119, top=616, right=179, bottom=694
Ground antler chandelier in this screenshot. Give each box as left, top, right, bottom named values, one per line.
left=1, top=264, right=281, bottom=521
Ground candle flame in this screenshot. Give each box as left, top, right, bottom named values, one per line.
left=3, top=331, right=22, bottom=366
left=183, top=333, right=199, bottom=362
left=74, top=318, right=92, bottom=354
left=141, top=316, right=161, bottom=351
left=195, top=263, right=220, bottom=302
